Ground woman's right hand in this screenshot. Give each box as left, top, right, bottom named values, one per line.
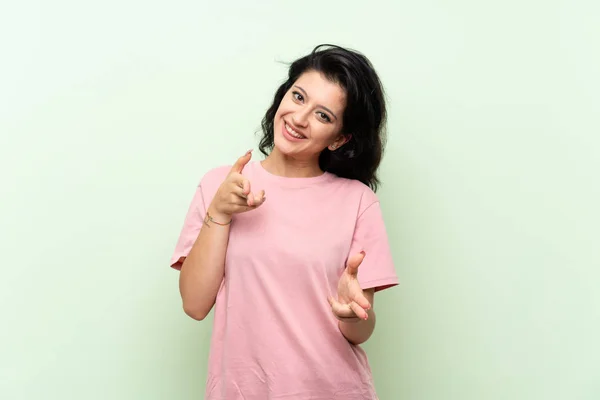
left=208, top=150, right=266, bottom=219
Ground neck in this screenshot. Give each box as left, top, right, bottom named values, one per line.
left=261, top=148, right=324, bottom=178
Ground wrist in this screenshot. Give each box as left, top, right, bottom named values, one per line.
left=206, top=204, right=232, bottom=226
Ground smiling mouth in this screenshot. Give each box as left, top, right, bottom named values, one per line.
left=284, top=122, right=306, bottom=139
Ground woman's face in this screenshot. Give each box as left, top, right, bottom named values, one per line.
left=273, top=70, right=348, bottom=160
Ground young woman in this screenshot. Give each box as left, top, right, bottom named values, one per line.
left=170, top=44, right=398, bottom=399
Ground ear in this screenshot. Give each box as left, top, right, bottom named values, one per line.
left=328, top=134, right=352, bottom=151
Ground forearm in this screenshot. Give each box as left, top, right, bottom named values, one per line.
left=179, top=204, right=230, bottom=320
left=339, top=308, right=376, bottom=345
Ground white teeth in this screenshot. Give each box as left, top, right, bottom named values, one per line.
left=285, top=123, right=305, bottom=139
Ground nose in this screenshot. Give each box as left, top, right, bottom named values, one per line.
left=291, top=108, right=310, bottom=128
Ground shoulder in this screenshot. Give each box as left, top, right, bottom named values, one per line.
left=330, top=175, right=380, bottom=214
left=192, top=164, right=231, bottom=204
left=197, top=164, right=231, bottom=188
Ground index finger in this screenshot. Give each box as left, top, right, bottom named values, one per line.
left=346, top=251, right=366, bottom=276
left=229, top=149, right=253, bottom=175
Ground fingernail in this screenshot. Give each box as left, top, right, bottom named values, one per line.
left=360, top=251, right=366, bottom=256
left=245, top=149, right=253, bottom=155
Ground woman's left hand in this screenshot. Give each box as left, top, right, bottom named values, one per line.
left=328, top=251, right=372, bottom=322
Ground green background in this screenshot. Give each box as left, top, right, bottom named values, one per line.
left=1, top=1, right=598, bottom=399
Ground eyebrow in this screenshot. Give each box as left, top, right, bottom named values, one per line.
left=294, top=85, right=338, bottom=121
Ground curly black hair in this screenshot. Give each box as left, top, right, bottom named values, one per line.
left=259, top=44, right=388, bottom=192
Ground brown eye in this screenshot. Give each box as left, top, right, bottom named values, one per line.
left=317, top=111, right=331, bottom=122
left=292, top=91, right=303, bottom=102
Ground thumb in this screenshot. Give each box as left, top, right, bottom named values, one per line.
left=230, top=149, right=253, bottom=174
left=346, top=251, right=365, bottom=276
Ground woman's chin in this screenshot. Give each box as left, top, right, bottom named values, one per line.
left=273, top=135, right=294, bottom=155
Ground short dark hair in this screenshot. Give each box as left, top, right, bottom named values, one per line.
left=259, top=44, right=388, bottom=192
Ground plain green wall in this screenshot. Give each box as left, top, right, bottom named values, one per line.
left=1, top=1, right=598, bottom=399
